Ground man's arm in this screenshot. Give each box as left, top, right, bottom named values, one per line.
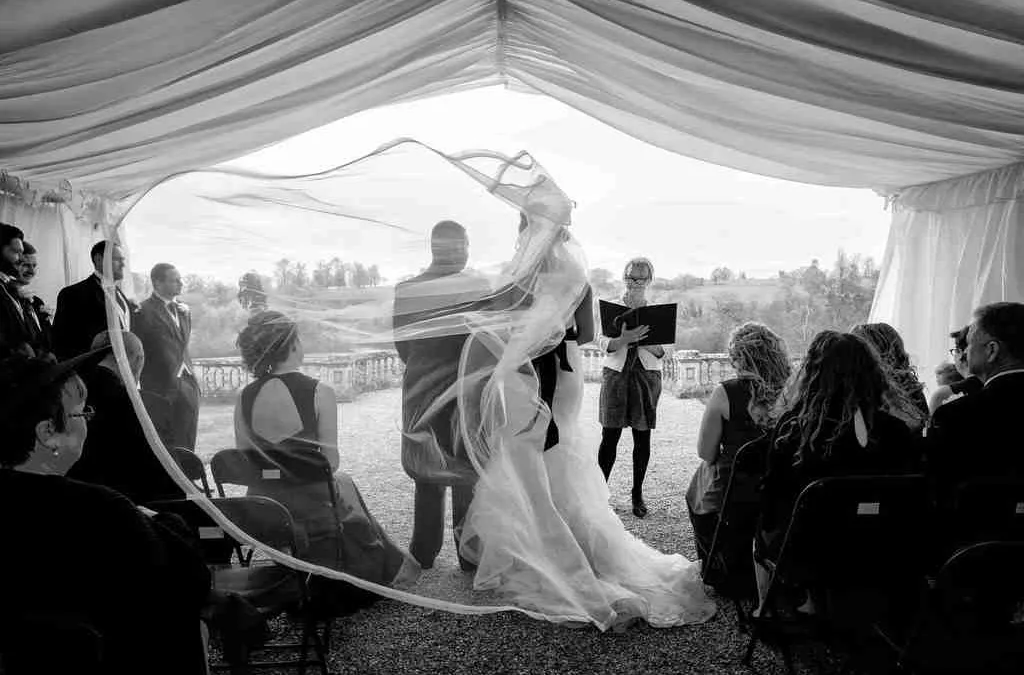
left=51, top=286, right=76, bottom=359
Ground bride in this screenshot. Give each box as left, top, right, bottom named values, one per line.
left=456, top=191, right=716, bottom=630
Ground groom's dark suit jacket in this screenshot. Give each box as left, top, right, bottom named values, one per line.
left=53, top=274, right=133, bottom=359
left=393, top=267, right=489, bottom=485
left=926, top=371, right=1024, bottom=499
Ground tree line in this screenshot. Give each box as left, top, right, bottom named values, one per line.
left=177, top=251, right=878, bottom=359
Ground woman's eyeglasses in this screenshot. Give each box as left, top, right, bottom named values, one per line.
left=625, top=276, right=650, bottom=284
left=949, top=348, right=964, bottom=358
left=68, top=406, right=96, bottom=422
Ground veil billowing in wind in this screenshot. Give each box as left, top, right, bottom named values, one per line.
left=100, top=140, right=593, bottom=619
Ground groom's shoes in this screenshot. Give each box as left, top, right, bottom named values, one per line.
left=631, top=496, right=648, bottom=519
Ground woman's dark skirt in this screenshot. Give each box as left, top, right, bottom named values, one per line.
left=598, top=349, right=662, bottom=430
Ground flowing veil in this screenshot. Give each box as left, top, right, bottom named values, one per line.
left=97, top=139, right=712, bottom=628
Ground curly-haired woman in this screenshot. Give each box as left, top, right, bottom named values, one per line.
left=850, top=322, right=929, bottom=434
left=685, top=322, right=790, bottom=565
left=753, top=331, right=921, bottom=613
left=233, top=311, right=417, bottom=588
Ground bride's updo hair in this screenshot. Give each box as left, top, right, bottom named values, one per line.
left=236, top=310, right=299, bottom=377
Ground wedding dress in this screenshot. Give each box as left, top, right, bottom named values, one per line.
left=458, top=246, right=716, bottom=631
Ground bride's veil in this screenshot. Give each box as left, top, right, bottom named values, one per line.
left=100, top=139, right=590, bottom=618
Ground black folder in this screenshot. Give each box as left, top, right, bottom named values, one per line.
left=598, top=300, right=677, bottom=346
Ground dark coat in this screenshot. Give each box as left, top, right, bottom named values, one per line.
left=926, top=371, right=1024, bottom=496
left=52, top=274, right=133, bottom=359
left=66, top=366, right=183, bottom=504
left=134, top=295, right=193, bottom=394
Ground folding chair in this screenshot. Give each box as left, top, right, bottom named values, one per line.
left=170, top=446, right=213, bottom=498
left=703, top=434, right=770, bottom=617
left=211, top=448, right=343, bottom=570
left=877, top=541, right=1024, bottom=675
left=743, top=475, right=932, bottom=675
left=0, top=613, right=104, bottom=674
left=150, top=496, right=331, bottom=675
left=951, top=477, right=1024, bottom=546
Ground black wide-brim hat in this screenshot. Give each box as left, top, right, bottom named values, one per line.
left=0, top=346, right=112, bottom=422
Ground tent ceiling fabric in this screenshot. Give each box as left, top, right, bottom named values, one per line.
left=2, top=0, right=1024, bottom=197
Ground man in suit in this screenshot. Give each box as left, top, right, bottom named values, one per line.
left=13, top=241, right=54, bottom=356
left=134, top=263, right=200, bottom=452
left=53, top=240, right=134, bottom=360
left=0, top=222, right=35, bottom=358
left=927, top=302, right=1024, bottom=496
left=67, top=330, right=183, bottom=504
left=393, top=221, right=488, bottom=571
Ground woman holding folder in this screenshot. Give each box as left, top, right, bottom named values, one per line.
left=596, top=257, right=665, bottom=518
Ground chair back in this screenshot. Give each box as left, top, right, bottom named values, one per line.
left=146, top=498, right=239, bottom=567
left=953, top=478, right=1024, bottom=544
left=213, top=496, right=302, bottom=558
left=703, top=434, right=770, bottom=596
left=901, top=541, right=1024, bottom=674
left=211, top=448, right=335, bottom=501
left=169, top=446, right=212, bottom=497
left=774, top=474, right=931, bottom=590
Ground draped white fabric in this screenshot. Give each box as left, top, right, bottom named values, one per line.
left=871, top=161, right=1024, bottom=386
left=3, top=0, right=1024, bottom=196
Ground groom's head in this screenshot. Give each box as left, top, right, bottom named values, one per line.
left=430, top=220, right=468, bottom=270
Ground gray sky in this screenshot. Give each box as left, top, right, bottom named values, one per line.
left=126, top=86, right=890, bottom=282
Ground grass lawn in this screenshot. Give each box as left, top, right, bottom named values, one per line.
left=193, top=385, right=867, bottom=674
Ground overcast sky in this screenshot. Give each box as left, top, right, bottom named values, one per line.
left=126, top=86, right=890, bottom=282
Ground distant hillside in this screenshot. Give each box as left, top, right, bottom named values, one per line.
left=658, top=278, right=783, bottom=308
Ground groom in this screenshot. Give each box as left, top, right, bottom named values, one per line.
left=394, top=221, right=488, bottom=571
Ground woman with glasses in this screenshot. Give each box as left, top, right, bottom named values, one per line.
left=0, top=350, right=212, bottom=675
left=596, top=257, right=665, bottom=518
left=928, top=325, right=984, bottom=412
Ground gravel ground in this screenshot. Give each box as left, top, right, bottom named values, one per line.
left=194, top=386, right=874, bottom=675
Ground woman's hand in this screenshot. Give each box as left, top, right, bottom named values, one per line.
left=620, top=324, right=649, bottom=345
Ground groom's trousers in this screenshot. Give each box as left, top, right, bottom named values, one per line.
left=410, top=482, right=475, bottom=570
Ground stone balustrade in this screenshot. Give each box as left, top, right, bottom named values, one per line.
left=194, top=348, right=739, bottom=399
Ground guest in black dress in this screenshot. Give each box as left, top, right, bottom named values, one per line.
left=851, top=322, right=929, bottom=434
left=686, top=322, right=790, bottom=564
left=596, top=257, right=664, bottom=518
left=234, top=311, right=417, bottom=587
left=753, top=330, right=920, bottom=614
left=0, top=351, right=211, bottom=675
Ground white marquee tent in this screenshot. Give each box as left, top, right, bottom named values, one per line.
left=2, top=0, right=1023, bottom=379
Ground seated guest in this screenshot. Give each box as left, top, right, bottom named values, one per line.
left=0, top=351, right=211, bottom=675
left=234, top=311, right=418, bottom=587
left=851, top=322, right=929, bottom=434
left=753, top=330, right=919, bottom=613
left=927, top=303, right=1024, bottom=495
left=67, top=330, right=183, bottom=504
left=686, top=322, right=790, bottom=565
left=928, top=325, right=984, bottom=413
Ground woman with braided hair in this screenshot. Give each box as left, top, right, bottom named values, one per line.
left=685, top=322, right=791, bottom=568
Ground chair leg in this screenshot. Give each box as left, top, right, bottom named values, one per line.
left=742, top=630, right=759, bottom=666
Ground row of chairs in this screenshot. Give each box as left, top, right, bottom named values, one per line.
left=703, top=438, right=1024, bottom=674
left=159, top=447, right=347, bottom=675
